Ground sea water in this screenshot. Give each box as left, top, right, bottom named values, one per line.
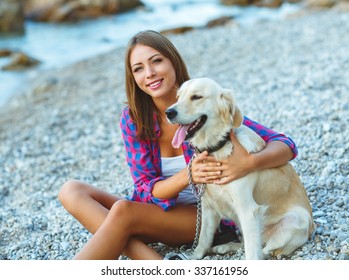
left=0, top=0, right=300, bottom=106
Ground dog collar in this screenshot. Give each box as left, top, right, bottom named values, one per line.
left=193, top=131, right=231, bottom=154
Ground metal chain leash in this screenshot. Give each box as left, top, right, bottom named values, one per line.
left=184, top=154, right=206, bottom=251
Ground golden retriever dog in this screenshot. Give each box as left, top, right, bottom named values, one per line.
left=165, top=78, right=314, bottom=260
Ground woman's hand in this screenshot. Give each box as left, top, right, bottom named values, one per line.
left=190, top=151, right=222, bottom=184
left=190, top=129, right=294, bottom=186
left=213, top=131, right=254, bottom=184
left=190, top=130, right=254, bottom=185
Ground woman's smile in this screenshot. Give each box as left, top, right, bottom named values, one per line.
left=147, top=79, right=163, bottom=90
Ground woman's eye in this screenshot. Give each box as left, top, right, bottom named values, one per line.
left=191, top=95, right=203, bottom=101
left=133, top=67, right=142, bottom=73
left=153, top=58, right=162, bottom=64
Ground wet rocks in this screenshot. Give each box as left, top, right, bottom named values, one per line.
left=24, top=0, right=144, bottom=22
left=1, top=51, right=40, bottom=71
left=0, top=0, right=25, bottom=34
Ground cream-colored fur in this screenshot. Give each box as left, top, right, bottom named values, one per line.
left=166, top=78, right=314, bottom=260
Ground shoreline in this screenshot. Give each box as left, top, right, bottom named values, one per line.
left=0, top=10, right=348, bottom=260
left=0, top=2, right=305, bottom=108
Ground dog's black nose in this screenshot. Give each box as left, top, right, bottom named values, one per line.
left=165, top=108, right=178, bottom=120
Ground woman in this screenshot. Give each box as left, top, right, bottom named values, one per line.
left=58, top=30, right=297, bottom=260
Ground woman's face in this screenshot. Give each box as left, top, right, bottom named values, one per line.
left=130, top=44, right=178, bottom=100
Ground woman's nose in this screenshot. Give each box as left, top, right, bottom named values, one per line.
left=146, top=67, right=156, bottom=79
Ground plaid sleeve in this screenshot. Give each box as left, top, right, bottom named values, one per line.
left=243, top=116, right=298, bottom=159
left=119, top=108, right=177, bottom=211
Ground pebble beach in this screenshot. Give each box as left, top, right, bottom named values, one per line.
left=0, top=9, right=348, bottom=260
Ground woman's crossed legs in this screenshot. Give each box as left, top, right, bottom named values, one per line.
left=58, top=180, right=197, bottom=260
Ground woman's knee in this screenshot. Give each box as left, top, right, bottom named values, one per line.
left=107, top=200, right=140, bottom=229
left=58, top=180, right=88, bottom=208
left=109, top=200, right=133, bottom=218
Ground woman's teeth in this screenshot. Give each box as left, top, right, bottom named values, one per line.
left=149, top=80, right=161, bottom=89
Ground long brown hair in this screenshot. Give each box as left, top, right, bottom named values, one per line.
left=125, top=30, right=190, bottom=140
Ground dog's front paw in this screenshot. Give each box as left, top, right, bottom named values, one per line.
left=188, top=248, right=206, bottom=260
left=211, top=242, right=243, bottom=255
left=187, top=253, right=203, bottom=260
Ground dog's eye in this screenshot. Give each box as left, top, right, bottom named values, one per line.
left=191, top=94, right=203, bottom=101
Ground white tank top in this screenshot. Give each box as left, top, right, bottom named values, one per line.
left=161, top=155, right=197, bottom=205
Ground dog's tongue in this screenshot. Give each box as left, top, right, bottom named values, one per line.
left=172, top=124, right=190, bottom=148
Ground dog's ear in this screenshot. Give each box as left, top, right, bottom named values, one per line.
left=219, top=89, right=243, bottom=128
left=219, top=89, right=234, bottom=122
left=232, top=103, right=243, bottom=128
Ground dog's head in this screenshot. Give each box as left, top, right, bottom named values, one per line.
left=166, top=78, right=243, bottom=149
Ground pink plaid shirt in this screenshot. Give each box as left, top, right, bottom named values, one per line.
left=120, top=107, right=297, bottom=211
